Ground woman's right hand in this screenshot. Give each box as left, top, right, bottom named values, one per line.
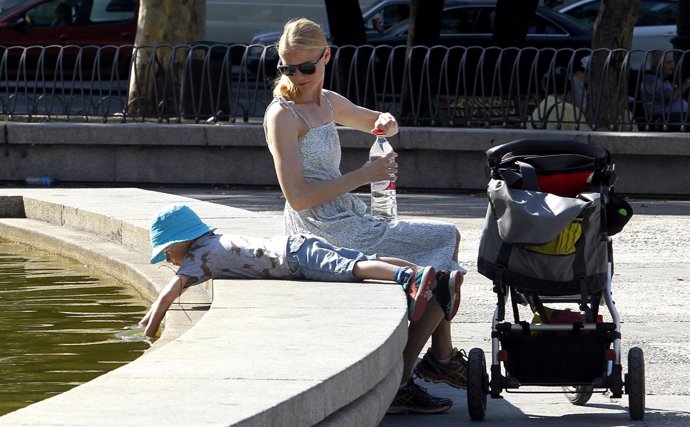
left=363, top=152, right=398, bottom=183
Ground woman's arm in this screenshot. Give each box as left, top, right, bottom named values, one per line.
left=265, top=101, right=397, bottom=211
left=326, top=90, right=399, bottom=136
left=139, top=275, right=191, bottom=338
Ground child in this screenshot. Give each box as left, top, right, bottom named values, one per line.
left=139, top=203, right=465, bottom=415
left=139, top=203, right=463, bottom=339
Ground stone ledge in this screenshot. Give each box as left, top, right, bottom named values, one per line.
left=0, top=189, right=406, bottom=426
left=6, top=122, right=690, bottom=154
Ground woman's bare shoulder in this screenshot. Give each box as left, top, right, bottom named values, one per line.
left=322, top=89, right=354, bottom=112
left=266, top=100, right=298, bottom=127
left=265, top=101, right=302, bottom=147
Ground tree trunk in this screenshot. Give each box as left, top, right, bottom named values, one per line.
left=589, top=0, right=639, bottom=130
left=407, top=0, right=444, bottom=46
left=672, top=0, right=690, bottom=79
left=324, top=0, right=372, bottom=107
left=399, top=0, right=444, bottom=125
left=325, top=0, right=365, bottom=46
left=127, top=0, right=205, bottom=118
left=492, top=0, right=538, bottom=47
left=673, top=0, right=690, bottom=50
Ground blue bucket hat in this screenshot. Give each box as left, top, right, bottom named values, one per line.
left=149, top=204, right=215, bottom=264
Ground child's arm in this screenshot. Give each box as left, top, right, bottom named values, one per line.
left=139, top=275, right=191, bottom=338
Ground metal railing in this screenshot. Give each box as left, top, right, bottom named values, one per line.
left=1, top=43, right=689, bottom=131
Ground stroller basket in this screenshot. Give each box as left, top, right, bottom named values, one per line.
left=500, top=330, right=613, bottom=384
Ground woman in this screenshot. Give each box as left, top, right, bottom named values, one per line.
left=263, top=17, right=467, bottom=414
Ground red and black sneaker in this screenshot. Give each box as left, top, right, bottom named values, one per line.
left=434, top=270, right=463, bottom=321
left=403, top=266, right=435, bottom=322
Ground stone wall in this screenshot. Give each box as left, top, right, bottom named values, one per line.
left=2, top=123, right=689, bottom=196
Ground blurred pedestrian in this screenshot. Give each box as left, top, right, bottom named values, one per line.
left=643, top=51, right=690, bottom=131
left=530, top=66, right=591, bottom=130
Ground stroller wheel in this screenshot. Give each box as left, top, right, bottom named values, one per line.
left=562, top=386, right=593, bottom=406
left=626, top=347, right=645, bottom=420
left=467, top=348, right=488, bottom=420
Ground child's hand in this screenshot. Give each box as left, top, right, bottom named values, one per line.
left=115, top=325, right=149, bottom=343
left=138, top=313, right=150, bottom=328
left=144, top=323, right=159, bottom=339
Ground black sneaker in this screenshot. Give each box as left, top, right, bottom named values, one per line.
left=434, top=270, right=463, bottom=321
left=387, top=379, right=453, bottom=414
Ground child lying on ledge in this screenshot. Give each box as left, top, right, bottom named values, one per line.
left=139, top=203, right=464, bottom=339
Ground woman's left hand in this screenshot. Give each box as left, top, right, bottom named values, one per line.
left=371, top=112, right=399, bottom=136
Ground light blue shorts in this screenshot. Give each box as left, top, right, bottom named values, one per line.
left=285, top=234, right=377, bottom=282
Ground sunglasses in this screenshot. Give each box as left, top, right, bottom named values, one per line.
left=277, top=49, right=326, bottom=77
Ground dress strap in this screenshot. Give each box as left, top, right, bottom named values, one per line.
left=274, top=95, right=312, bottom=129
left=322, top=92, right=335, bottom=113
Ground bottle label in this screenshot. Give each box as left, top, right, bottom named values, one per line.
left=371, top=180, right=390, bottom=191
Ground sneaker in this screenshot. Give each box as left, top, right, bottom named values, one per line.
left=434, top=270, right=463, bottom=321
left=403, top=266, right=436, bottom=322
left=415, top=347, right=468, bottom=389
left=386, top=379, right=453, bottom=414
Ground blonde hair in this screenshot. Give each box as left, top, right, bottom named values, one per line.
left=273, top=18, right=328, bottom=100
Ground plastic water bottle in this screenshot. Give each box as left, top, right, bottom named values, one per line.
left=25, top=176, right=58, bottom=187
left=369, top=129, right=397, bottom=221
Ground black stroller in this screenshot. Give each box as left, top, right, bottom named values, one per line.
left=469, top=139, right=644, bottom=421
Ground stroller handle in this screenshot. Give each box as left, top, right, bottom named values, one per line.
left=486, top=139, right=609, bottom=168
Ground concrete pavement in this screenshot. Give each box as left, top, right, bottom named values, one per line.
left=1, top=185, right=689, bottom=425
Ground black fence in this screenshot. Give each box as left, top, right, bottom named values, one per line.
left=1, top=43, right=689, bottom=131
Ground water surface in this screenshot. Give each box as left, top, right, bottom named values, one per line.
left=0, top=239, right=150, bottom=416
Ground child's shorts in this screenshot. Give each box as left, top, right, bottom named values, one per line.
left=285, top=234, right=377, bottom=282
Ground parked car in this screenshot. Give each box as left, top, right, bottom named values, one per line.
left=0, top=0, right=137, bottom=47
left=246, top=0, right=418, bottom=76
left=366, top=2, right=592, bottom=49
left=355, top=2, right=592, bottom=107
left=0, top=0, right=24, bottom=14
left=557, top=0, right=677, bottom=68
left=247, top=0, right=591, bottom=79
left=0, top=0, right=138, bottom=79
left=249, top=0, right=415, bottom=47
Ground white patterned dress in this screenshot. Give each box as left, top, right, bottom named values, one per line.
left=265, top=94, right=460, bottom=271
